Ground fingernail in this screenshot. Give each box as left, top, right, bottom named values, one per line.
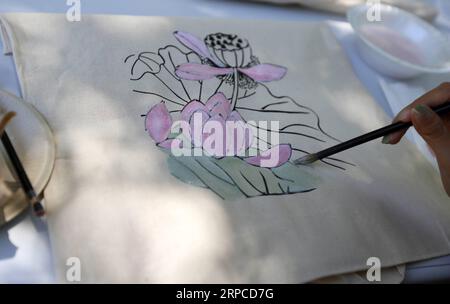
left=382, top=135, right=391, bottom=144
left=413, top=104, right=432, bottom=118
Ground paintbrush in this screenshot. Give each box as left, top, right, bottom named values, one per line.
left=0, top=112, right=45, bottom=217
left=294, top=102, right=450, bottom=166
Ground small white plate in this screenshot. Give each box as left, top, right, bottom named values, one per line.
left=0, top=90, right=55, bottom=226
left=250, top=0, right=438, bottom=22
left=348, top=4, right=450, bottom=79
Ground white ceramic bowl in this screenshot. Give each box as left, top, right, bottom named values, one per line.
left=347, top=4, right=450, bottom=79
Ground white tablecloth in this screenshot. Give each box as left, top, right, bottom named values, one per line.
left=0, top=0, right=449, bottom=283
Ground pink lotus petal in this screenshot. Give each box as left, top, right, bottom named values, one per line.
left=173, top=31, right=223, bottom=66
left=157, top=138, right=183, bottom=150
left=180, top=101, right=210, bottom=148
left=226, top=122, right=250, bottom=156
left=206, top=93, right=231, bottom=119
left=181, top=100, right=208, bottom=121
left=226, top=111, right=254, bottom=154
left=244, top=144, right=292, bottom=168
left=189, top=110, right=210, bottom=148
left=176, top=63, right=232, bottom=81
left=145, top=102, right=172, bottom=144
left=228, top=110, right=245, bottom=123
left=227, top=111, right=254, bottom=156
left=239, top=64, right=287, bottom=82
left=203, top=114, right=227, bottom=157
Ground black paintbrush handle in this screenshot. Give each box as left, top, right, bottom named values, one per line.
left=315, top=102, right=450, bottom=160
left=1, top=132, right=34, bottom=193
left=1, top=131, right=44, bottom=216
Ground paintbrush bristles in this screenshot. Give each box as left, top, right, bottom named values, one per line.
left=294, top=154, right=319, bottom=165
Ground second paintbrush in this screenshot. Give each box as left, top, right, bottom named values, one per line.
left=0, top=114, right=45, bottom=217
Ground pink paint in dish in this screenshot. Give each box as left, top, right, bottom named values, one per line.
left=359, top=25, right=425, bottom=66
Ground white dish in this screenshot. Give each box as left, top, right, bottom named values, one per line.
left=250, top=0, right=438, bottom=22
left=0, top=90, right=55, bottom=226
left=347, top=4, right=450, bottom=79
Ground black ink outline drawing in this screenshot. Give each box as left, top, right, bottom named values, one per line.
left=125, top=30, right=354, bottom=200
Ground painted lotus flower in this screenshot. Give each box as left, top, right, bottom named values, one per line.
left=146, top=92, right=292, bottom=168
left=126, top=29, right=352, bottom=199
left=173, top=31, right=287, bottom=109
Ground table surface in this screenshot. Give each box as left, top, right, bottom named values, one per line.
left=0, top=0, right=449, bottom=283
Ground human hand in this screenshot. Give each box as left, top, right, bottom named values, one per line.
left=382, top=83, right=450, bottom=196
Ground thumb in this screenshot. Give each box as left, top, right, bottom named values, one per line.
left=411, top=105, right=449, bottom=153
left=411, top=104, right=450, bottom=195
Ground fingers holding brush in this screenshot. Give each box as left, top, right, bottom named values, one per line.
left=382, top=82, right=450, bottom=196
left=411, top=104, right=450, bottom=195
left=383, top=82, right=450, bottom=145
